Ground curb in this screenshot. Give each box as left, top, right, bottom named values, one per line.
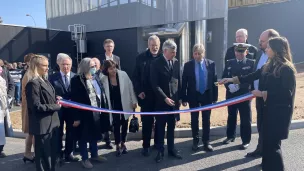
left=11, top=119, right=304, bottom=140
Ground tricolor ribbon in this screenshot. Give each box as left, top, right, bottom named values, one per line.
left=59, top=93, right=255, bottom=115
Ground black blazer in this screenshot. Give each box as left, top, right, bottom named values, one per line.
left=49, top=72, right=76, bottom=100
left=150, top=56, right=180, bottom=120
left=239, top=65, right=296, bottom=140
left=99, top=54, right=121, bottom=70
left=26, top=78, right=60, bottom=135
left=222, top=58, right=254, bottom=98
left=70, top=74, right=110, bottom=141
left=0, top=67, right=15, bottom=98
left=253, top=50, right=264, bottom=71
left=181, top=59, right=218, bottom=104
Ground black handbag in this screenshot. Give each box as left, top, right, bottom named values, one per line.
left=129, top=114, right=139, bottom=133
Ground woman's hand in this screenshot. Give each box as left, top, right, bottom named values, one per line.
left=252, top=90, right=263, bottom=97
left=219, top=78, right=234, bottom=85
left=132, top=103, right=137, bottom=109
left=73, top=121, right=80, bottom=127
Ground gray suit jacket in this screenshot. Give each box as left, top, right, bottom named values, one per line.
left=100, top=54, right=121, bottom=69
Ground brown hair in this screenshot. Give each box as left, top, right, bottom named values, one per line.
left=263, top=37, right=296, bottom=77
left=102, top=60, right=117, bottom=76
left=103, top=39, right=114, bottom=46
left=24, top=53, right=36, bottom=63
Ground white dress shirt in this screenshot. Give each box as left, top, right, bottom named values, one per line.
left=105, top=53, right=114, bottom=61
left=254, top=52, right=268, bottom=90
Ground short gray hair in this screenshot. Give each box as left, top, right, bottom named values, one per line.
left=148, top=35, right=160, bottom=44
left=57, top=53, right=72, bottom=65
left=78, top=57, right=92, bottom=75
left=236, top=28, right=248, bottom=36
left=162, top=39, right=177, bottom=51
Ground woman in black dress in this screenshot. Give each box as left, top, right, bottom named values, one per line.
left=220, top=37, right=296, bottom=171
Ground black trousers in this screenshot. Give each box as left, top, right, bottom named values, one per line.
left=262, top=137, right=284, bottom=171
left=141, top=104, right=158, bottom=149
left=156, top=114, right=176, bottom=152
left=189, top=91, right=212, bottom=144
left=0, top=145, right=3, bottom=152
left=226, top=100, right=252, bottom=144
left=256, top=97, right=264, bottom=152
left=58, top=111, right=76, bottom=158
left=113, top=114, right=128, bottom=145
left=35, top=127, right=59, bottom=171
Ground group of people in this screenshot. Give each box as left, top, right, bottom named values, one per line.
left=0, top=29, right=297, bottom=171
left=0, top=59, right=27, bottom=106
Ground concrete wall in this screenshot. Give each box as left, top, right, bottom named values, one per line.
left=207, top=18, right=226, bottom=78
left=228, top=0, right=304, bottom=63
left=47, top=0, right=227, bottom=32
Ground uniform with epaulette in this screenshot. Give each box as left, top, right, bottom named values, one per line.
left=221, top=43, right=254, bottom=150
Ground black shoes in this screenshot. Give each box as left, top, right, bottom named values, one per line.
left=203, top=143, right=214, bottom=152
left=168, top=150, right=182, bottom=160
left=23, top=156, right=34, bottom=163
left=155, top=149, right=182, bottom=163
left=246, top=149, right=262, bottom=158
left=0, top=152, right=7, bottom=158
left=222, top=138, right=236, bottom=144
left=240, top=143, right=250, bottom=150
left=141, top=148, right=151, bottom=157
left=105, top=142, right=114, bottom=149
left=155, top=151, right=164, bottom=163
left=192, top=141, right=199, bottom=151
left=65, top=155, right=79, bottom=162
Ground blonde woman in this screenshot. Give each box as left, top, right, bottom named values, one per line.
left=21, top=53, right=36, bottom=163
left=25, top=55, right=61, bottom=171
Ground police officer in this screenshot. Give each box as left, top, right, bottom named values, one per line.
left=225, top=29, right=258, bottom=62
left=132, top=35, right=161, bottom=156
left=222, top=43, right=254, bottom=150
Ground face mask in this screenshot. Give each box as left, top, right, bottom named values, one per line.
left=90, top=67, right=96, bottom=76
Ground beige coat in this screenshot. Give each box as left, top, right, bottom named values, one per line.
left=21, top=72, right=30, bottom=133
left=100, top=70, right=137, bottom=124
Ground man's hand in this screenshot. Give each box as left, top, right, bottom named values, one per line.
left=73, top=121, right=80, bottom=127
left=219, top=78, right=234, bottom=85
left=252, top=90, right=263, bottom=97
left=165, top=98, right=175, bottom=106
left=132, top=103, right=137, bottom=109
left=138, top=92, right=145, bottom=100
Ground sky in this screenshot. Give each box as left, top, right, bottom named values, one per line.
left=0, top=0, right=46, bottom=28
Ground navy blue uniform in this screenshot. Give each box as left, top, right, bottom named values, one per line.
left=222, top=58, right=254, bottom=144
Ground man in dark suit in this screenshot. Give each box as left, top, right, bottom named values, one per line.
left=99, top=39, right=121, bottom=70
left=132, top=35, right=161, bottom=156
left=49, top=53, right=79, bottom=162
left=246, top=29, right=280, bottom=158
left=181, top=44, right=218, bottom=152
left=225, top=29, right=258, bottom=62
left=222, top=43, right=254, bottom=150
left=150, top=39, right=182, bottom=163
left=0, top=65, right=14, bottom=158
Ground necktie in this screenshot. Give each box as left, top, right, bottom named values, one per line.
left=198, top=62, right=205, bottom=94
left=64, top=75, right=69, bottom=89
left=168, top=60, right=173, bottom=72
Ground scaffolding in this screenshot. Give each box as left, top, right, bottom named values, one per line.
left=68, top=24, right=87, bottom=64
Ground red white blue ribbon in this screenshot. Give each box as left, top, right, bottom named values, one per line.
left=59, top=93, right=255, bottom=115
